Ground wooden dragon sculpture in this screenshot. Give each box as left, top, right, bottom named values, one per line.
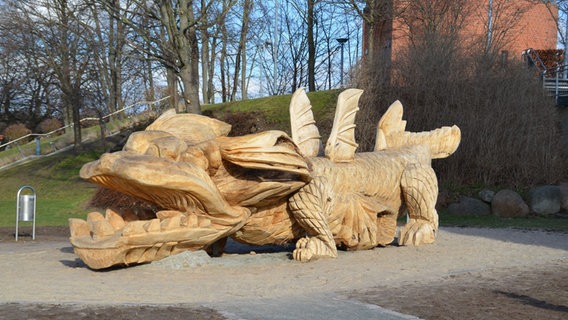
left=69, top=89, right=461, bottom=269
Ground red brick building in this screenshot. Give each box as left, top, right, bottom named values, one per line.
left=364, top=0, right=558, bottom=64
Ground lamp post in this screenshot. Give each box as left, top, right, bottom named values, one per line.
left=336, top=38, right=348, bottom=87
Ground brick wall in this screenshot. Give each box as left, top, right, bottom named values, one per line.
left=365, top=0, right=558, bottom=63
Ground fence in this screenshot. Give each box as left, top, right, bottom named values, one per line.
left=0, top=96, right=171, bottom=168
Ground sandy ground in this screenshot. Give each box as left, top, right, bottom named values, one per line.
left=0, top=226, right=566, bottom=319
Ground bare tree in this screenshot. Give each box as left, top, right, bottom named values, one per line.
left=230, top=0, right=253, bottom=101
left=7, top=0, right=95, bottom=148
left=345, top=0, right=393, bottom=68
left=86, top=0, right=128, bottom=115
left=102, top=0, right=235, bottom=114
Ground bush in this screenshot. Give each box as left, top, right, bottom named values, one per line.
left=218, top=111, right=270, bottom=136
left=356, top=48, right=564, bottom=190
left=37, top=118, right=63, bottom=135
left=3, top=123, right=32, bottom=145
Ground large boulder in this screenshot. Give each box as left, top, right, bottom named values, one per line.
left=448, top=197, right=491, bottom=216
left=558, top=183, right=568, bottom=212
left=491, top=189, right=529, bottom=218
left=528, top=185, right=561, bottom=216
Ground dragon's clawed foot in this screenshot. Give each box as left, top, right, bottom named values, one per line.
left=398, top=219, right=436, bottom=246
left=292, top=236, right=337, bottom=262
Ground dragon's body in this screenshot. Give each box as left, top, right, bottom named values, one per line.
left=70, top=89, right=460, bottom=269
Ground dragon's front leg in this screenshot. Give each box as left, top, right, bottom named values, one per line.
left=288, top=176, right=337, bottom=262
left=398, top=163, right=439, bottom=246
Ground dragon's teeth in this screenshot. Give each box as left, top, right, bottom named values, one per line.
left=87, top=211, right=105, bottom=223
left=144, top=219, right=161, bottom=232
left=156, top=210, right=182, bottom=220
left=105, top=209, right=126, bottom=230
left=124, top=247, right=148, bottom=264
left=156, top=242, right=176, bottom=258
left=91, top=220, right=115, bottom=239
left=187, top=214, right=198, bottom=227
left=139, top=246, right=159, bottom=263
left=161, top=215, right=182, bottom=231
left=69, top=218, right=90, bottom=238
left=198, top=218, right=211, bottom=228
left=180, top=215, right=188, bottom=227
left=122, top=220, right=147, bottom=236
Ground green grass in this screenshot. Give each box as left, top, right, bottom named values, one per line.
left=0, top=148, right=101, bottom=227
left=203, top=89, right=341, bottom=133
left=0, top=90, right=566, bottom=232
left=438, top=211, right=568, bottom=232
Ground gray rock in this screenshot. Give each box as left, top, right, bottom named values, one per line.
left=447, top=197, right=491, bottom=216
left=150, top=250, right=212, bottom=269
left=491, top=189, right=529, bottom=218
left=558, top=183, right=568, bottom=211
left=478, top=189, right=495, bottom=203
left=528, top=185, right=561, bottom=215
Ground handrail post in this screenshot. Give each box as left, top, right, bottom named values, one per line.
left=557, top=66, right=560, bottom=105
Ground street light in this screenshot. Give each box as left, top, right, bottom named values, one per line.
left=336, top=38, right=348, bottom=87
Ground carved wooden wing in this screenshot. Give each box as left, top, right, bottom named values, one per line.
left=324, top=89, right=363, bottom=162
left=289, top=88, right=321, bottom=157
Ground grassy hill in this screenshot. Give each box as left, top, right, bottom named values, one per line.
left=0, top=90, right=567, bottom=232
left=0, top=148, right=100, bottom=226
left=0, top=90, right=339, bottom=228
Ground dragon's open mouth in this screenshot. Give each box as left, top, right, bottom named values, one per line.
left=70, top=129, right=311, bottom=269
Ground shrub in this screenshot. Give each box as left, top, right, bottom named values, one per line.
left=3, top=123, right=32, bottom=145
left=37, top=118, right=63, bottom=135
left=219, top=111, right=270, bottom=136
left=356, top=49, right=564, bottom=190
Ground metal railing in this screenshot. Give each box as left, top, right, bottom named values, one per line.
left=541, top=64, right=568, bottom=105
left=522, top=48, right=548, bottom=75
left=0, top=96, right=170, bottom=168
left=522, top=48, right=568, bottom=106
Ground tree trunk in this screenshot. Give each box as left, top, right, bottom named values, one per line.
left=208, top=37, right=217, bottom=104
left=231, top=0, right=252, bottom=101
left=144, top=56, right=155, bottom=102
left=201, top=29, right=210, bottom=104
left=166, top=68, right=179, bottom=112
left=307, top=0, right=316, bottom=91
left=186, top=5, right=201, bottom=114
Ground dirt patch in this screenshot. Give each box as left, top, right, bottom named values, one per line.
left=0, top=303, right=225, bottom=320
left=0, top=226, right=69, bottom=242
left=349, top=261, right=568, bottom=320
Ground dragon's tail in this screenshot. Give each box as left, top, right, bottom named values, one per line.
left=375, top=100, right=461, bottom=159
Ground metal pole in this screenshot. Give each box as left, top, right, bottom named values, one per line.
left=340, top=43, right=344, bottom=87
left=337, top=38, right=348, bottom=87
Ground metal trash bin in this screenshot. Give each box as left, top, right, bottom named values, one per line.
left=16, top=186, right=36, bottom=241
left=18, top=194, right=35, bottom=221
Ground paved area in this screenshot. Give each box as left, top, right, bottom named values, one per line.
left=1, top=227, right=567, bottom=319
left=208, top=296, right=421, bottom=320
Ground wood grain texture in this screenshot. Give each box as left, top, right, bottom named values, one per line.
left=70, top=89, right=460, bottom=269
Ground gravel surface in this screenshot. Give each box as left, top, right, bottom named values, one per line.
left=0, top=226, right=566, bottom=319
